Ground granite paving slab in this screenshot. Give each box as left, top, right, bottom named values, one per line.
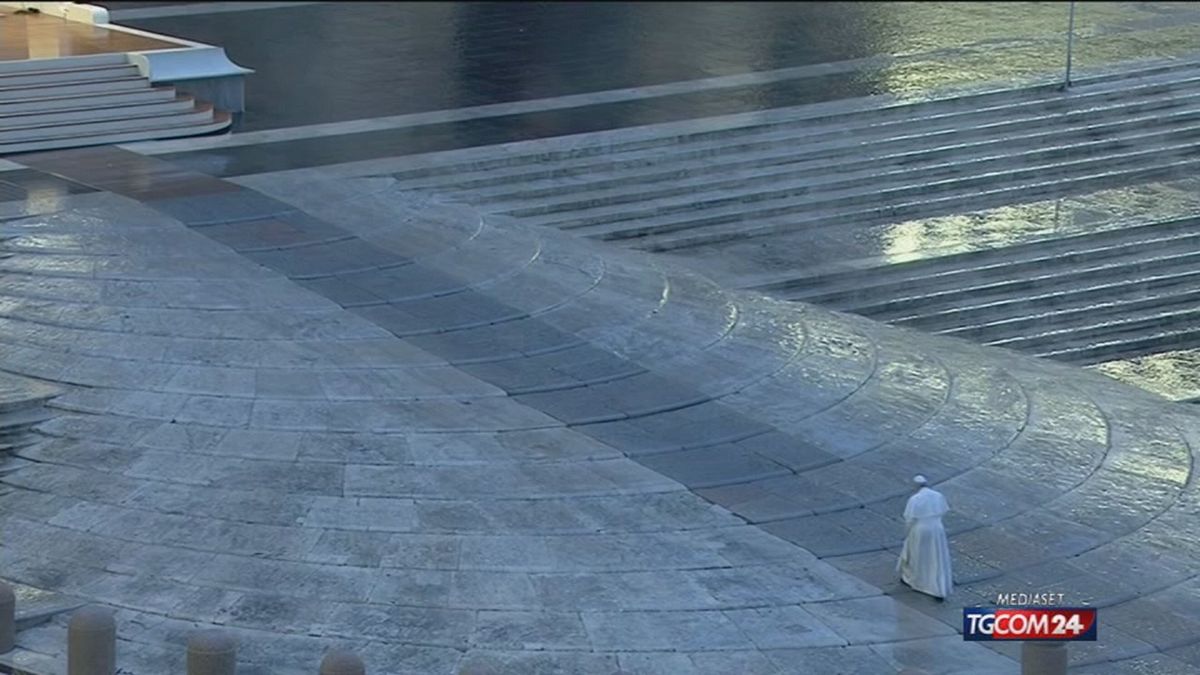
left=0, top=160, right=1197, bottom=673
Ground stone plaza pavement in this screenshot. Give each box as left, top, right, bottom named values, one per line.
left=0, top=148, right=1197, bottom=673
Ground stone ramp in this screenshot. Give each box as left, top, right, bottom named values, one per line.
left=0, top=156, right=1196, bottom=671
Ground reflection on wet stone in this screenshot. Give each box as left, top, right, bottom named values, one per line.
left=3, top=1, right=1200, bottom=673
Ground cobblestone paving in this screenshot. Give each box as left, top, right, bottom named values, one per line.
left=0, top=148, right=1196, bottom=673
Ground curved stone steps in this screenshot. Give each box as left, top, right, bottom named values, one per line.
left=0, top=249, right=282, bottom=282
left=7, top=445, right=678, bottom=503
left=323, top=239, right=548, bottom=306
left=10, top=580, right=935, bottom=673
left=467, top=255, right=672, bottom=342
left=1039, top=418, right=1190, bottom=546
left=1, top=494, right=783, bottom=575
left=0, top=330, right=447, bottom=372
left=822, top=384, right=1198, bottom=668
left=1, top=459, right=743, bottom=538
left=2, top=401, right=964, bottom=662
left=568, top=314, right=867, bottom=480
left=0, top=230, right=619, bottom=379
left=149, top=190, right=751, bottom=385
left=756, top=374, right=1109, bottom=558
left=347, top=266, right=604, bottom=340
left=2, top=346, right=502, bottom=401
left=0, top=301, right=385, bottom=341
left=0, top=187, right=975, bottom=455
left=411, top=264, right=773, bottom=403
left=493, top=294, right=816, bottom=421
left=258, top=183, right=488, bottom=258
left=633, top=294, right=812, bottom=399
left=0, top=266, right=729, bottom=384
left=569, top=305, right=876, bottom=460
left=701, top=347, right=1028, bottom=526
left=0, top=275, right=331, bottom=310
left=954, top=417, right=1196, bottom=664
left=223, top=209, right=524, bottom=292
left=12, top=167, right=1200, bottom=669
left=958, top=416, right=1186, bottom=579
left=713, top=309, right=880, bottom=433
left=760, top=330, right=952, bottom=461
left=4, top=488, right=824, bottom=579
left=41, top=383, right=563, bottom=433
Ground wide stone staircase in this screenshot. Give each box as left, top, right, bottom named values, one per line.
left=379, top=57, right=1200, bottom=380
left=750, top=211, right=1200, bottom=366
left=0, top=53, right=231, bottom=154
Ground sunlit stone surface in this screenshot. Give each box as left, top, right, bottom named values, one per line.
left=2, top=2, right=1200, bottom=673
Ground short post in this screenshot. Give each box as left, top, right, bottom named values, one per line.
left=67, top=606, right=116, bottom=675
left=0, top=581, right=14, bottom=653
left=319, top=648, right=365, bottom=675
left=1063, top=0, right=1077, bottom=89
left=187, top=629, right=236, bottom=675
left=1022, top=641, right=1068, bottom=675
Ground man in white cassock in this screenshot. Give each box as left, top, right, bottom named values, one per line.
left=897, top=475, right=953, bottom=599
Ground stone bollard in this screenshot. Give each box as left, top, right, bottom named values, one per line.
left=0, top=581, right=14, bottom=653
left=1022, top=641, right=1067, bottom=675
left=187, top=629, right=236, bottom=675
left=319, top=648, right=365, bottom=675
left=67, top=606, right=116, bottom=675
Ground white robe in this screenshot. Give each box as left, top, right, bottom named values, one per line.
left=897, top=487, right=954, bottom=599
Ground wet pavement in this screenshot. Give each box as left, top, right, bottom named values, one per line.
left=0, top=146, right=1195, bottom=673
left=1, top=3, right=1200, bottom=671
left=0, top=146, right=1197, bottom=673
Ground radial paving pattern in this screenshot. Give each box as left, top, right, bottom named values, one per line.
left=0, top=147, right=1197, bottom=673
